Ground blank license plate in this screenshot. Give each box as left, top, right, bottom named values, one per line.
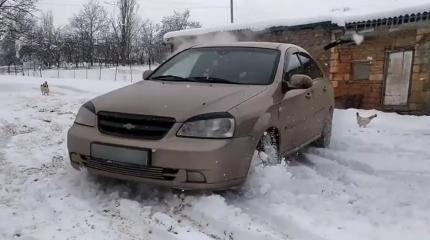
left=91, top=143, right=149, bottom=166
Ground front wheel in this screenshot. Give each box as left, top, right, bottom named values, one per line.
left=313, top=109, right=333, bottom=148
left=255, top=130, right=281, bottom=165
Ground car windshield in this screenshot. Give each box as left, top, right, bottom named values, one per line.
left=149, top=47, right=280, bottom=85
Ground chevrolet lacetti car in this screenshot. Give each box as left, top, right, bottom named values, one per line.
left=67, top=42, right=334, bottom=190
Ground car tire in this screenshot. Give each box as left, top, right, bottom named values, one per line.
left=256, top=130, right=281, bottom=165
left=313, top=109, right=333, bottom=148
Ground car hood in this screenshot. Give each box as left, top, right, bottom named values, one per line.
left=92, top=80, right=267, bottom=122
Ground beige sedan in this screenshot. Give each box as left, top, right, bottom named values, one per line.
left=67, top=42, right=334, bottom=190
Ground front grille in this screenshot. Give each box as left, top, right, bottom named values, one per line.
left=98, top=111, right=175, bottom=140
left=84, top=157, right=179, bottom=181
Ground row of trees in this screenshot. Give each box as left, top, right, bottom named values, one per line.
left=0, top=0, right=201, bottom=69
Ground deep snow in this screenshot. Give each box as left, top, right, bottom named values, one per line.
left=0, top=75, right=430, bottom=240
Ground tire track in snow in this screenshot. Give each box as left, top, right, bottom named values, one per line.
left=0, top=124, right=10, bottom=166
left=236, top=200, right=326, bottom=240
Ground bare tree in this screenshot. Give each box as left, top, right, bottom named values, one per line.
left=0, top=2, right=201, bottom=69
left=35, top=12, right=61, bottom=68
left=0, top=0, right=36, bottom=38
left=158, top=9, right=201, bottom=37
left=59, top=26, right=81, bottom=67
left=135, top=19, right=156, bottom=66
left=114, top=0, right=138, bottom=66
left=71, top=0, right=108, bottom=66
left=153, top=9, right=201, bottom=62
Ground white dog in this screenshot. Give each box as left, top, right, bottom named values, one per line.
left=40, top=81, right=49, bottom=96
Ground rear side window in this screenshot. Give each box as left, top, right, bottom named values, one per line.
left=298, top=53, right=323, bottom=79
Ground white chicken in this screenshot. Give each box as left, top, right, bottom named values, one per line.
left=356, top=112, right=377, bottom=128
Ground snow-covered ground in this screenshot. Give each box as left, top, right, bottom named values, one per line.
left=0, top=75, right=429, bottom=240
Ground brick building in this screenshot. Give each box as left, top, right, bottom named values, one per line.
left=164, top=9, right=430, bottom=115
left=334, top=16, right=430, bottom=114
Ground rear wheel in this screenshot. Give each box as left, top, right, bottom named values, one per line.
left=313, top=109, right=333, bottom=148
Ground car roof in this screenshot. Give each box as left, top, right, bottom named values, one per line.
left=191, top=41, right=302, bottom=50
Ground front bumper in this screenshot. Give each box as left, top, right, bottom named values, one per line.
left=67, top=123, right=256, bottom=190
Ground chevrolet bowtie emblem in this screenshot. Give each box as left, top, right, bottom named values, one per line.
left=123, top=123, right=136, bottom=130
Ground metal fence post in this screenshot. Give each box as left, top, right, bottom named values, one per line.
left=115, top=65, right=118, bottom=81
left=130, top=64, right=133, bottom=83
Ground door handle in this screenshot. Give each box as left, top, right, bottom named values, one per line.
left=305, top=92, right=312, bottom=99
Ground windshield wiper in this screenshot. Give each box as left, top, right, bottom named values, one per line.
left=189, top=76, right=239, bottom=84
left=150, top=75, right=190, bottom=81
left=151, top=75, right=240, bottom=84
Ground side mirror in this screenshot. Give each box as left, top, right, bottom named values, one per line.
left=282, top=74, right=313, bottom=93
left=142, top=70, right=153, bottom=80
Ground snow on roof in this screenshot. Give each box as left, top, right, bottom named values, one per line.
left=164, top=16, right=336, bottom=40
left=344, top=3, right=430, bottom=23
left=164, top=3, right=430, bottom=40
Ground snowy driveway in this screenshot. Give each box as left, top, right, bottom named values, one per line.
left=0, top=76, right=429, bottom=240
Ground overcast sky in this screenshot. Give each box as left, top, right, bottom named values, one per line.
left=37, top=0, right=430, bottom=28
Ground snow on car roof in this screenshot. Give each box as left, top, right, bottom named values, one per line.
left=164, top=3, right=430, bottom=40
left=191, top=41, right=283, bottom=49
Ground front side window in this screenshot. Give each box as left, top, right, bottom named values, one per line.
left=285, top=53, right=302, bottom=80
left=298, top=53, right=323, bottom=79
left=150, top=47, right=280, bottom=85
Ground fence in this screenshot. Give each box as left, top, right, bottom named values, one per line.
left=0, top=63, right=151, bottom=82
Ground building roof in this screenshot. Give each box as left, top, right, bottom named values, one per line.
left=164, top=3, right=430, bottom=40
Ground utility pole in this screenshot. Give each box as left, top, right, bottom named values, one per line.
left=230, top=0, right=234, bottom=23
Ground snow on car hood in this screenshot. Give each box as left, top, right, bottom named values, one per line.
left=92, top=80, right=267, bottom=122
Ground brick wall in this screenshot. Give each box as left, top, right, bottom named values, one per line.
left=330, top=31, right=390, bottom=109
left=331, top=27, right=430, bottom=114
left=411, top=28, right=430, bottom=114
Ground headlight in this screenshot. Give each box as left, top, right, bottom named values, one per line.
left=75, top=101, right=96, bottom=127
left=177, top=113, right=235, bottom=138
